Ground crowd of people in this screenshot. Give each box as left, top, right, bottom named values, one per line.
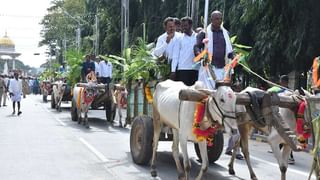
left=0, top=72, right=44, bottom=115
left=152, top=10, right=246, bottom=160
left=152, top=10, right=301, bottom=163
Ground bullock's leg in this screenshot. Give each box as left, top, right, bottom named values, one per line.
left=279, top=144, right=291, bottom=180
left=84, top=111, right=89, bottom=128
left=150, top=106, right=161, bottom=178
left=179, top=134, right=191, bottom=180
left=172, top=129, right=185, bottom=179
left=195, top=141, right=208, bottom=180
left=77, top=110, right=82, bottom=124
left=118, top=106, right=123, bottom=127
left=238, top=123, right=258, bottom=180
left=228, top=135, right=239, bottom=175
left=268, top=129, right=287, bottom=180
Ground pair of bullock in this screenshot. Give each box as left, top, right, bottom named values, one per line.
left=151, top=79, right=312, bottom=180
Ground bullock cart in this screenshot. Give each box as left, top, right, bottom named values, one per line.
left=70, top=82, right=115, bottom=123
left=129, top=81, right=225, bottom=165
left=51, top=81, right=72, bottom=110
left=41, top=80, right=53, bottom=102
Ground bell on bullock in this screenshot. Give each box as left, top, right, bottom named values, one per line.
left=199, top=117, right=212, bottom=130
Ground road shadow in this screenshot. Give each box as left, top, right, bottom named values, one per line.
left=58, top=116, right=131, bottom=134
left=114, top=151, right=245, bottom=180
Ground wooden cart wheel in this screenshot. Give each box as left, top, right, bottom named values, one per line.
left=130, top=115, right=154, bottom=165
left=71, top=99, right=78, bottom=122
left=194, top=130, right=224, bottom=164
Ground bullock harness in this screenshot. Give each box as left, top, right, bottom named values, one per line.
left=206, top=96, right=236, bottom=126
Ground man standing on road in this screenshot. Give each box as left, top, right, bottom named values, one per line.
left=2, top=74, right=9, bottom=106
left=9, top=72, right=23, bottom=115
left=171, top=17, right=198, bottom=85
left=0, top=75, right=5, bottom=107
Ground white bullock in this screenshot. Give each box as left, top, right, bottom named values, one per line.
left=151, top=79, right=237, bottom=180
left=228, top=87, right=310, bottom=180
left=52, top=81, right=66, bottom=112
left=72, top=82, right=98, bottom=128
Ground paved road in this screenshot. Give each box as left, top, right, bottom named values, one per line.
left=0, top=95, right=316, bottom=180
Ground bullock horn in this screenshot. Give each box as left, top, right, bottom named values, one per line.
left=179, top=89, right=208, bottom=102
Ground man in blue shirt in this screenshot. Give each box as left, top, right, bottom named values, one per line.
left=81, top=55, right=95, bottom=82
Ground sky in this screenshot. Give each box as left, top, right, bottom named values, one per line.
left=0, top=0, right=52, bottom=68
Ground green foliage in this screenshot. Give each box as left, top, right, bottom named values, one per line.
left=65, top=49, right=84, bottom=86
left=103, top=38, right=166, bottom=83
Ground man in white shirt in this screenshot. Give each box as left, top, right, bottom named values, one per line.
left=91, top=54, right=100, bottom=77
left=98, top=58, right=112, bottom=84
left=153, top=17, right=181, bottom=79
left=9, top=72, right=23, bottom=115
left=171, top=17, right=198, bottom=86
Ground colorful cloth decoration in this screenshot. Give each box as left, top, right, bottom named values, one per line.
left=192, top=102, right=219, bottom=146
left=296, top=101, right=311, bottom=148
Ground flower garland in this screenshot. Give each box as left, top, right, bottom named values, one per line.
left=312, top=56, right=320, bottom=88
left=145, top=84, right=153, bottom=103
left=192, top=101, right=219, bottom=146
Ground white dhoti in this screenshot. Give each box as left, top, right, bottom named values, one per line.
left=11, top=93, right=22, bottom=102
left=198, top=65, right=225, bottom=90
left=9, top=79, right=22, bottom=102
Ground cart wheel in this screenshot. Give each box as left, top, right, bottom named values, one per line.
left=71, top=99, right=78, bottom=122
left=105, top=98, right=114, bottom=122
left=51, top=93, right=55, bottom=109
left=130, top=115, right=154, bottom=165
left=194, top=130, right=224, bottom=164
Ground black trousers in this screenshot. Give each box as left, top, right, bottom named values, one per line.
left=176, top=70, right=198, bottom=86
left=99, top=77, right=111, bottom=84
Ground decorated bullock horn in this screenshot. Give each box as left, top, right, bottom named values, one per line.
left=179, top=89, right=208, bottom=102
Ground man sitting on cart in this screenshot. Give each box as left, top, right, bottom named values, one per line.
left=81, top=54, right=95, bottom=82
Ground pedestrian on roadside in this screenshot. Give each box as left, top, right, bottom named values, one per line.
left=2, top=74, right=9, bottom=106
left=9, top=72, right=23, bottom=115
left=0, top=75, right=5, bottom=107
left=22, top=77, right=29, bottom=98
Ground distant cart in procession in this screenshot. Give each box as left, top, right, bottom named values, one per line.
left=70, top=81, right=116, bottom=124
left=128, top=80, right=225, bottom=165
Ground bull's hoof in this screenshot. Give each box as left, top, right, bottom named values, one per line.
left=251, top=176, right=258, bottom=180
left=229, top=168, right=235, bottom=175
left=86, top=125, right=90, bottom=129
left=178, top=173, right=186, bottom=180
left=150, top=170, right=157, bottom=177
